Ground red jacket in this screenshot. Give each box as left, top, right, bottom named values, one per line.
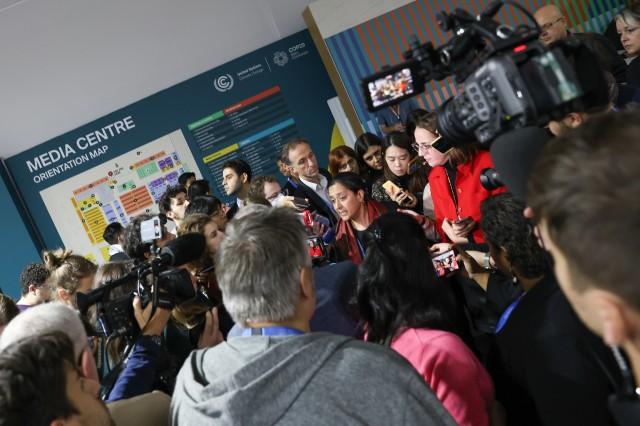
left=334, top=200, right=387, bottom=264
left=429, top=151, right=506, bottom=244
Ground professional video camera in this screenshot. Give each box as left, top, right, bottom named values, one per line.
left=362, top=1, right=605, bottom=146
left=77, top=231, right=208, bottom=339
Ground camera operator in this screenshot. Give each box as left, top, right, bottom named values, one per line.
left=119, top=214, right=224, bottom=391
left=177, top=213, right=233, bottom=338
left=123, top=214, right=174, bottom=261
left=0, top=303, right=172, bottom=425
left=527, top=111, right=640, bottom=425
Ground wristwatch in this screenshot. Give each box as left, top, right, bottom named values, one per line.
left=483, top=252, right=493, bottom=269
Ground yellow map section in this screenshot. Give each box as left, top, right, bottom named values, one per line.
left=99, top=246, right=111, bottom=262
left=83, top=207, right=107, bottom=245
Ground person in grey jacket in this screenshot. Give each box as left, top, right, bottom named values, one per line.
left=170, top=205, right=455, bottom=426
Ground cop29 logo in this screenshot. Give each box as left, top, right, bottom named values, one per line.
left=273, top=51, right=289, bottom=67
left=214, top=74, right=234, bottom=92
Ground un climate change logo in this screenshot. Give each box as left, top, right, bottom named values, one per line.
left=214, top=74, right=234, bottom=92
left=273, top=51, right=289, bottom=67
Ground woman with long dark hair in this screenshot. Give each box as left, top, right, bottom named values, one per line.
left=370, top=131, right=428, bottom=211
left=328, top=172, right=388, bottom=264
left=354, top=132, right=384, bottom=190
left=358, top=212, right=494, bottom=426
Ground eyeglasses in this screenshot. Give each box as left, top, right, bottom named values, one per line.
left=411, top=142, right=432, bottom=152
left=540, top=17, right=563, bottom=33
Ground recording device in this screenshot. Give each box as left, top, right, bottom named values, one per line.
left=301, top=210, right=329, bottom=265
left=77, top=233, right=206, bottom=338
left=293, top=197, right=310, bottom=211
left=431, top=249, right=460, bottom=277
left=361, top=1, right=606, bottom=146
left=307, top=236, right=328, bottom=263
left=140, top=216, right=163, bottom=243
left=364, top=64, right=421, bottom=111
left=479, top=168, right=504, bottom=191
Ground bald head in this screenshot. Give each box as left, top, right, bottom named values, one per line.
left=535, top=4, right=568, bottom=45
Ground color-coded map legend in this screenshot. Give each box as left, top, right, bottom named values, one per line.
left=189, top=86, right=299, bottom=197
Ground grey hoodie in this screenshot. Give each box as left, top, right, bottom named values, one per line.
left=170, top=332, right=455, bottom=425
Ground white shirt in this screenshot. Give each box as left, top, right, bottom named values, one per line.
left=299, top=174, right=335, bottom=217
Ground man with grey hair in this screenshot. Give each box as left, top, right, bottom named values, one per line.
left=534, top=3, right=627, bottom=82
left=170, top=205, right=455, bottom=425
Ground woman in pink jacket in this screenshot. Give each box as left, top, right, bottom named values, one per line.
left=357, top=212, right=495, bottom=426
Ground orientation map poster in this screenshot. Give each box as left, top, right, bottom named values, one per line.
left=6, top=30, right=338, bottom=262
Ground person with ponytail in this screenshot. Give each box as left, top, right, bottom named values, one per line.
left=357, top=212, right=495, bottom=426
left=328, top=172, right=389, bottom=264
left=43, top=249, right=97, bottom=308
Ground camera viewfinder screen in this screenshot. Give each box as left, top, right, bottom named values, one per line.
left=368, top=68, right=415, bottom=108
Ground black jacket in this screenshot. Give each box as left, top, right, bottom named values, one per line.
left=282, top=170, right=337, bottom=226
left=490, top=273, right=620, bottom=426
left=225, top=202, right=239, bottom=221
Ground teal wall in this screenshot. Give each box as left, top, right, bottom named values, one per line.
left=0, top=168, right=41, bottom=298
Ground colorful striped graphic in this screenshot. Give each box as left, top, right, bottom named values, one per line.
left=325, top=0, right=625, bottom=134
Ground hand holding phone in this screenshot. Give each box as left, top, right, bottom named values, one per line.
left=431, top=249, right=460, bottom=277
left=382, top=180, right=401, bottom=198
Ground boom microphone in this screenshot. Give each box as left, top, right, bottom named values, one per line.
left=158, top=233, right=206, bottom=267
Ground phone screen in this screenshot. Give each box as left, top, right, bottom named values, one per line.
left=431, top=249, right=460, bottom=277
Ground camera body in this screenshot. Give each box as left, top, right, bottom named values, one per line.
left=362, top=2, right=601, bottom=146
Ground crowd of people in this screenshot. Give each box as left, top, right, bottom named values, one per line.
left=0, top=2, right=639, bottom=425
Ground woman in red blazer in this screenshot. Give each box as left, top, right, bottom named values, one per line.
left=413, top=113, right=505, bottom=244
left=328, top=173, right=387, bottom=264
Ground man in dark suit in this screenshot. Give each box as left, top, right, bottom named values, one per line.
left=281, top=138, right=337, bottom=226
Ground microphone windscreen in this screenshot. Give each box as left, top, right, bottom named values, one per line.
left=490, top=127, right=552, bottom=201
left=159, top=233, right=205, bottom=266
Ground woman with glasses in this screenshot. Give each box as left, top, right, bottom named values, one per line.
left=616, top=4, right=640, bottom=87
left=414, top=113, right=505, bottom=245
left=370, top=131, right=428, bottom=212
left=328, top=145, right=360, bottom=177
